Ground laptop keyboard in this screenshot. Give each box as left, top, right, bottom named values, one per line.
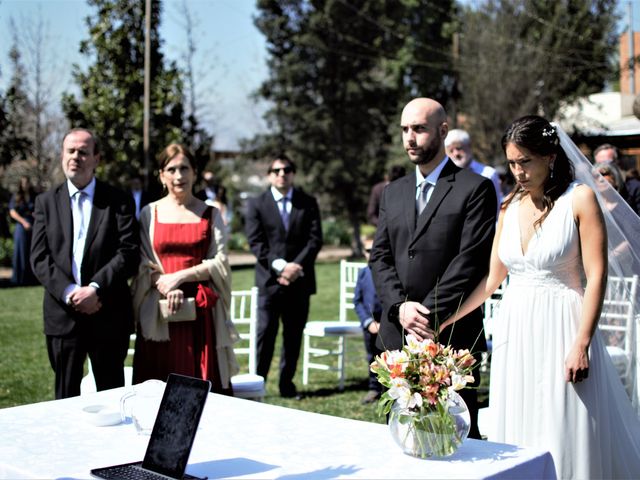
left=93, top=464, right=172, bottom=480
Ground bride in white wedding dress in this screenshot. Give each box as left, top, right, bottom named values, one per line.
left=439, top=116, right=640, bottom=479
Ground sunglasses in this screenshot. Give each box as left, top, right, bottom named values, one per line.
left=269, top=166, right=294, bottom=175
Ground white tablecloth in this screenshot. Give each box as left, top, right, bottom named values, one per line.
left=0, top=388, right=556, bottom=479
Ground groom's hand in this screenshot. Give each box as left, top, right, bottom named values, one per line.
left=399, top=301, right=434, bottom=341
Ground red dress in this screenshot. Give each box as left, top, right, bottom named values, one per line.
left=133, top=206, right=229, bottom=393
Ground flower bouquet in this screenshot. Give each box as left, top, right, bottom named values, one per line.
left=370, top=334, right=476, bottom=458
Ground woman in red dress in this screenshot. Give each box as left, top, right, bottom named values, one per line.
left=131, top=144, right=238, bottom=393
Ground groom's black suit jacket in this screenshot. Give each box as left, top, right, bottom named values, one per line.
left=30, top=180, right=139, bottom=338
left=370, top=160, right=496, bottom=353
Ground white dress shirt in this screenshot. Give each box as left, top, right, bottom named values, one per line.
left=63, top=178, right=96, bottom=302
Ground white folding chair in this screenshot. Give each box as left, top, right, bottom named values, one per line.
left=80, top=333, right=136, bottom=395
left=302, top=259, right=365, bottom=391
left=477, top=278, right=508, bottom=437
left=230, top=287, right=265, bottom=401
left=598, top=274, right=638, bottom=394
left=479, top=278, right=508, bottom=373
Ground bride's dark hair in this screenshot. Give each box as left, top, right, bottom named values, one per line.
left=501, top=115, right=575, bottom=227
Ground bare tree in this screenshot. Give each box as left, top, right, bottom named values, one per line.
left=168, top=0, right=219, bottom=172
left=8, top=10, right=66, bottom=189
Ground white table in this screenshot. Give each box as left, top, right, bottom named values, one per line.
left=0, top=388, right=556, bottom=479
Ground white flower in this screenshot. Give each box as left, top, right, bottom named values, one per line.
left=450, top=373, right=467, bottom=391
left=386, top=349, right=410, bottom=367
left=405, top=334, right=430, bottom=355
left=388, top=377, right=423, bottom=409
left=407, top=392, right=423, bottom=409
left=450, top=373, right=475, bottom=391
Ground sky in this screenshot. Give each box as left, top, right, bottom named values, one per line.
left=1, top=0, right=639, bottom=150
left=0, top=0, right=270, bottom=150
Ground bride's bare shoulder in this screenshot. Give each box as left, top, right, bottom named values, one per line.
left=572, top=183, right=596, bottom=201
left=572, top=183, right=602, bottom=219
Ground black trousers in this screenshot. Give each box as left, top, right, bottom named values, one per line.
left=46, top=324, right=129, bottom=399
left=256, top=289, right=310, bottom=395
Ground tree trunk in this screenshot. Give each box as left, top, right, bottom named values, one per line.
left=349, top=213, right=363, bottom=258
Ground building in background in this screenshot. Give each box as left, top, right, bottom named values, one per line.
left=557, top=30, right=640, bottom=170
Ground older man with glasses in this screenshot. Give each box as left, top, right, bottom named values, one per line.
left=244, top=153, right=323, bottom=399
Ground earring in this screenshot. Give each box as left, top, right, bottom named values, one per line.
left=550, top=165, right=554, bottom=179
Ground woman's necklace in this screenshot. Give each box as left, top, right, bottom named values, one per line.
left=526, top=196, right=545, bottom=220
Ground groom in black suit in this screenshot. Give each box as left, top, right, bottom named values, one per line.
left=31, top=128, right=139, bottom=399
left=370, top=98, right=496, bottom=438
left=245, top=154, right=323, bottom=398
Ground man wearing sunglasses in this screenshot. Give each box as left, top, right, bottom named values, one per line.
left=245, top=153, right=323, bottom=399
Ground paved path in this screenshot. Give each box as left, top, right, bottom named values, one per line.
left=0, top=246, right=354, bottom=281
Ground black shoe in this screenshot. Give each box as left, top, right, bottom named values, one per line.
left=281, top=390, right=304, bottom=400
left=279, top=383, right=299, bottom=399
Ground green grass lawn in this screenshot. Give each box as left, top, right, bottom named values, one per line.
left=0, top=261, right=386, bottom=424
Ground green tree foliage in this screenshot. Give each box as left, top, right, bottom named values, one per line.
left=0, top=45, right=33, bottom=167
left=251, top=0, right=455, bottom=250
left=457, top=0, right=619, bottom=164
left=61, top=0, right=186, bottom=186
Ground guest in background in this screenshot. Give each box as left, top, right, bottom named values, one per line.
left=445, top=129, right=503, bottom=213
left=353, top=235, right=382, bottom=404
left=9, top=176, right=38, bottom=285
left=195, top=170, right=218, bottom=206
left=131, top=144, right=238, bottom=394
left=244, top=153, right=323, bottom=399
left=366, top=165, right=406, bottom=226
left=128, top=174, right=152, bottom=220
left=593, top=162, right=632, bottom=210
left=497, top=168, right=514, bottom=197
left=211, top=184, right=232, bottom=228
left=624, top=168, right=640, bottom=216
left=593, top=143, right=619, bottom=165
left=30, top=128, right=139, bottom=399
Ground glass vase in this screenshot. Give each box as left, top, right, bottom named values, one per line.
left=389, top=390, right=470, bottom=458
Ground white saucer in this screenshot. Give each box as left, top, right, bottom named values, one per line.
left=81, top=404, right=122, bottom=426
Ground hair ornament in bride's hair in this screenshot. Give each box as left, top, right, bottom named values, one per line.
left=541, top=125, right=559, bottom=145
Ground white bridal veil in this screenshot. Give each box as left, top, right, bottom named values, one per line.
left=554, top=123, right=640, bottom=413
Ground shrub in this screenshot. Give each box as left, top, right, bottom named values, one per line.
left=322, top=218, right=351, bottom=246
left=227, top=232, right=249, bottom=252
left=0, top=237, right=13, bottom=267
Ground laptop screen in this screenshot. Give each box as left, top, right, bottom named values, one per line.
left=141, top=374, right=211, bottom=478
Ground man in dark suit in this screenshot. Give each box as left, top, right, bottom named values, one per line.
left=195, top=170, right=218, bottom=205
left=244, top=154, right=323, bottom=398
left=369, top=98, right=496, bottom=438
left=128, top=174, right=152, bottom=220
left=31, top=128, right=139, bottom=399
left=367, top=165, right=406, bottom=226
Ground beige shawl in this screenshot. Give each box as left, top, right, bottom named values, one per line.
left=130, top=201, right=239, bottom=388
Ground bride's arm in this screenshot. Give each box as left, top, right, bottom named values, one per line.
left=565, top=185, right=607, bottom=383
left=438, top=209, right=509, bottom=333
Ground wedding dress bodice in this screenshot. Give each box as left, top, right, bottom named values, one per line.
left=498, top=183, right=584, bottom=292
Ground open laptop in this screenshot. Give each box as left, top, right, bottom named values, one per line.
left=91, top=373, right=211, bottom=480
